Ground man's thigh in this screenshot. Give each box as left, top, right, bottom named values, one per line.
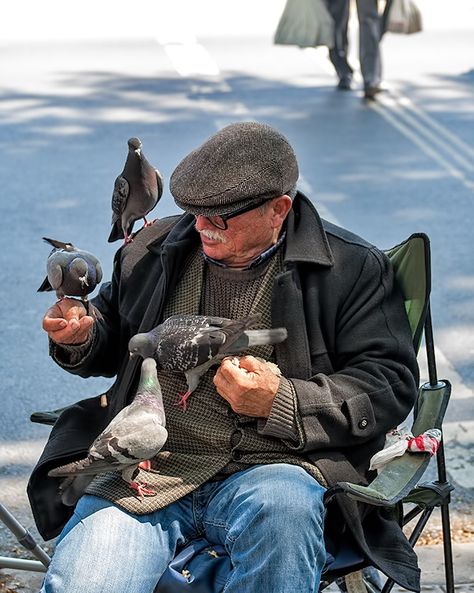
left=41, top=494, right=198, bottom=593
left=201, top=464, right=326, bottom=547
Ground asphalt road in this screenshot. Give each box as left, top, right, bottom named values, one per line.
left=0, top=0, right=473, bottom=581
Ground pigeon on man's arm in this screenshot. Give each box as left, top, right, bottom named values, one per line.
left=48, top=358, right=168, bottom=502
left=128, top=314, right=288, bottom=410
left=37, top=237, right=102, bottom=316
left=108, top=137, right=163, bottom=244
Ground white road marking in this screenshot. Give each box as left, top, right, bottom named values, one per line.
left=370, top=94, right=474, bottom=190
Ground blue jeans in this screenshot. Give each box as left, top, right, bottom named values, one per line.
left=40, top=464, right=327, bottom=593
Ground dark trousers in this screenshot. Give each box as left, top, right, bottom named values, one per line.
left=326, top=0, right=382, bottom=89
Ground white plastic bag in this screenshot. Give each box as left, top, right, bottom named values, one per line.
left=274, top=0, right=335, bottom=49
left=386, top=0, right=422, bottom=34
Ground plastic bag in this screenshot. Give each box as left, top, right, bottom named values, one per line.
left=369, top=426, right=441, bottom=471
left=386, top=0, right=422, bottom=34
left=274, top=0, right=335, bottom=48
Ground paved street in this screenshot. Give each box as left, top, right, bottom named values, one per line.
left=0, top=0, right=473, bottom=590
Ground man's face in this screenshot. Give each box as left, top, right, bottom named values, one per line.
left=193, top=196, right=291, bottom=268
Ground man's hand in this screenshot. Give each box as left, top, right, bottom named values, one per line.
left=213, top=355, right=280, bottom=418
left=42, top=298, right=95, bottom=345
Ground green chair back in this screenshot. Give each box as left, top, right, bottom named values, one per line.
left=384, top=233, right=431, bottom=354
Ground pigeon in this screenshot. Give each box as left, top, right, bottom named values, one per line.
left=108, top=137, right=164, bottom=244
left=37, top=237, right=103, bottom=314
left=128, top=314, right=288, bottom=410
left=48, top=358, right=168, bottom=502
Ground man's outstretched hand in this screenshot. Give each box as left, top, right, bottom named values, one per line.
left=42, top=298, right=95, bottom=345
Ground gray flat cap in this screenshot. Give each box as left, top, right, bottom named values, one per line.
left=170, top=121, right=299, bottom=216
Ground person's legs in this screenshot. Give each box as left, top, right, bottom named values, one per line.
left=356, top=0, right=382, bottom=94
left=326, top=0, right=354, bottom=87
left=40, top=494, right=197, bottom=593
left=200, top=464, right=326, bottom=593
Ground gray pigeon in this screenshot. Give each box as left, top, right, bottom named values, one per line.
left=128, top=314, right=288, bottom=410
left=108, top=137, right=164, bottom=243
left=48, top=358, right=168, bottom=501
left=37, top=237, right=103, bottom=314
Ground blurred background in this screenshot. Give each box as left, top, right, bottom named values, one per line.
left=0, top=0, right=473, bottom=589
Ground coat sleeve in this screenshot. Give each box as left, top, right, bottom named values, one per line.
left=291, top=248, right=419, bottom=452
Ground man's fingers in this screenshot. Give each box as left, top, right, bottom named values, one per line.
left=236, top=355, right=262, bottom=372
left=42, top=316, right=68, bottom=332
left=42, top=297, right=94, bottom=344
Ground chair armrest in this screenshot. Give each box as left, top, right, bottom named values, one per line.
left=324, top=450, right=430, bottom=507
left=324, top=381, right=451, bottom=508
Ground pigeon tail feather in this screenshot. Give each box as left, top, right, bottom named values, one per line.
left=244, top=328, right=288, bottom=346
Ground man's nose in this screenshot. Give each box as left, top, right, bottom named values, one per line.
left=194, top=215, right=212, bottom=231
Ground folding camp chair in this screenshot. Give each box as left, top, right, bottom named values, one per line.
left=0, top=233, right=455, bottom=593
left=321, top=233, right=455, bottom=592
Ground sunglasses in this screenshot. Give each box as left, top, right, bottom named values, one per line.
left=196, top=198, right=269, bottom=230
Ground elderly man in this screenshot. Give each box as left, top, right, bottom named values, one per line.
left=35, top=122, right=420, bottom=593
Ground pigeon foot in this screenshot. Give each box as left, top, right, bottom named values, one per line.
left=177, top=390, right=192, bottom=411
left=142, top=217, right=153, bottom=228
left=128, top=480, right=157, bottom=498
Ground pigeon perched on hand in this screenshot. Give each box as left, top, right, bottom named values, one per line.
left=128, top=314, right=288, bottom=410
left=108, top=137, right=163, bottom=244
left=37, top=237, right=103, bottom=314
left=48, top=358, right=168, bottom=501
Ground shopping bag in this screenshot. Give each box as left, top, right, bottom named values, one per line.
left=386, top=0, right=422, bottom=34
left=274, top=0, right=335, bottom=49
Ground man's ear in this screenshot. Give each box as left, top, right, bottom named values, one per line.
left=271, top=195, right=293, bottom=227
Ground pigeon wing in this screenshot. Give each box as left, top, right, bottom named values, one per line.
left=37, top=276, right=53, bottom=292
left=111, top=176, right=129, bottom=219
left=46, top=260, right=64, bottom=292
left=155, top=169, right=164, bottom=201
left=95, top=260, right=103, bottom=284
left=108, top=173, right=130, bottom=242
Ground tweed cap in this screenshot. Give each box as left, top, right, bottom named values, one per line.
left=170, top=122, right=299, bottom=216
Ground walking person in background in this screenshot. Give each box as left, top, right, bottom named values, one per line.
left=325, top=0, right=384, bottom=99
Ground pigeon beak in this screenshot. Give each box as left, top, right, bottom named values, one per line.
left=135, top=148, right=142, bottom=159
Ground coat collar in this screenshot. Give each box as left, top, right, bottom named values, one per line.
left=283, top=191, right=334, bottom=267
left=145, top=191, right=334, bottom=267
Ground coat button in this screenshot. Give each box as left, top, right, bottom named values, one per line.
left=232, top=450, right=243, bottom=461
left=230, top=430, right=243, bottom=447
left=358, top=418, right=368, bottom=429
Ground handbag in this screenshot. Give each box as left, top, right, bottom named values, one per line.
left=155, top=539, right=231, bottom=593
left=385, top=0, right=422, bottom=34
left=274, top=0, right=335, bottom=49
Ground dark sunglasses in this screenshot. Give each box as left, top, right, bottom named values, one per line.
left=196, top=198, right=269, bottom=230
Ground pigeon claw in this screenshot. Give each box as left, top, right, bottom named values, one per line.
left=142, top=217, right=153, bottom=228
left=138, top=460, right=152, bottom=471
left=128, top=480, right=157, bottom=498
left=176, top=390, right=192, bottom=412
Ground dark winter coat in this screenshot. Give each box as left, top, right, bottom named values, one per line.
left=28, top=192, right=420, bottom=590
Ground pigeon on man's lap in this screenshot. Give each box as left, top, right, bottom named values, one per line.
left=48, top=358, right=168, bottom=503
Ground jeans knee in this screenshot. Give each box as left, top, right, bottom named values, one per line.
left=240, top=465, right=326, bottom=537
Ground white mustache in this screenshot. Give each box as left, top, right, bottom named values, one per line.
left=198, top=229, right=226, bottom=243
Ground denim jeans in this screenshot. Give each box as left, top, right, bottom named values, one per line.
left=40, top=464, right=327, bottom=593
